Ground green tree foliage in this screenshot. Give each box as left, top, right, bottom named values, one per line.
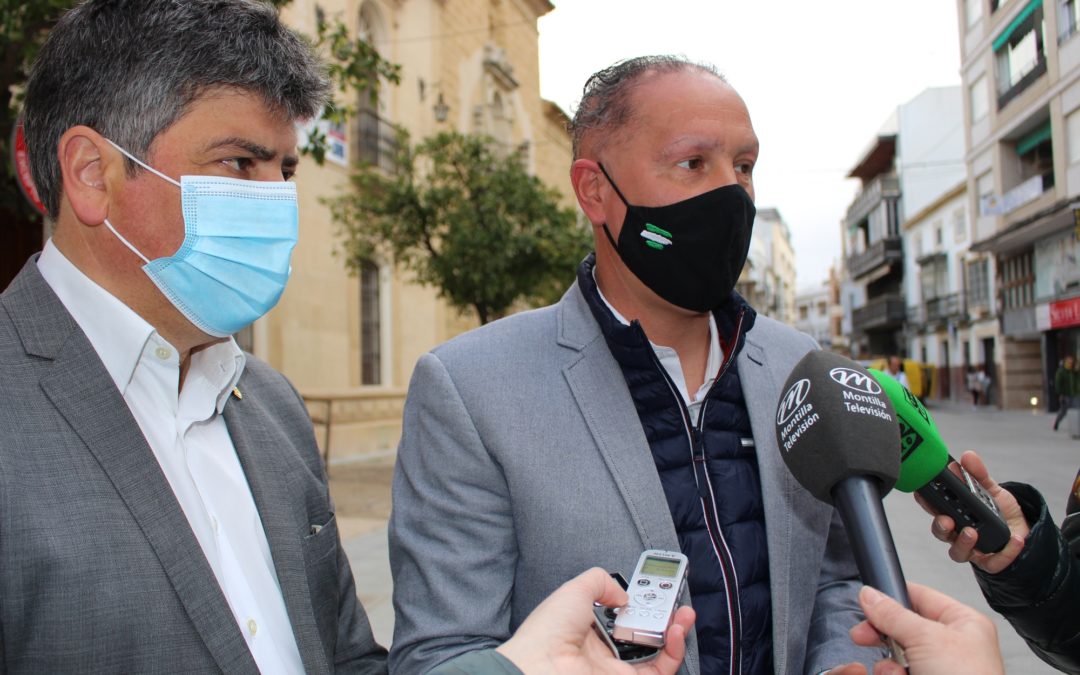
left=328, top=131, right=592, bottom=325
left=0, top=0, right=71, bottom=224
left=0, top=0, right=398, bottom=216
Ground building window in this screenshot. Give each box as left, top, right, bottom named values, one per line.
left=967, top=0, right=984, bottom=27
left=1060, top=0, right=1080, bottom=41
left=799, top=305, right=809, bottom=321
left=1068, top=109, right=1080, bottom=164
left=1014, top=121, right=1055, bottom=192
left=360, top=260, right=381, bottom=385
left=818, top=300, right=827, bottom=317
left=970, top=75, right=989, bottom=123
left=921, top=255, right=949, bottom=301
left=966, top=258, right=991, bottom=309
left=993, top=0, right=1046, bottom=108
left=953, top=208, right=967, bottom=242
left=935, top=223, right=944, bottom=246
left=976, top=171, right=995, bottom=215
left=1000, top=250, right=1035, bottom=309
left=355, top=2, right=395, bottom=172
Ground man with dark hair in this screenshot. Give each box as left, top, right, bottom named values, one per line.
left=0, top=1, right=385, bottom=672
left=389, top=56, right=882, bottom=674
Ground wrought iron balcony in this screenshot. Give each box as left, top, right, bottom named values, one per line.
left=846, top=236, right=903, bottom=281
left=356, top=109, right=397, bottom=172
left=852, top=293, right=906, bottom=333
left=846, top=175, right=900, bottom=227
left=908, top=293, right=962, bottom=328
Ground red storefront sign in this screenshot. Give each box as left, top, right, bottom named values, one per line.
left=1049, top=296, right=1080, bottom=329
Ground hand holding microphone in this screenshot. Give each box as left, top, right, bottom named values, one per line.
left=924, top=451, right=1029, bottom=573
left=840, top=583, right=1005, bottom=675
left=866, top=372, right=1015, bottom=557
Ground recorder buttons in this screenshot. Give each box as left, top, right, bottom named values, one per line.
left=659, top=581, right=673, bottom=590
left=634, top=590, right=665, bottom=607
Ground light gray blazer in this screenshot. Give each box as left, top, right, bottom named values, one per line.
left=389, top=282, right=883, bottom=675
left=0, top=260, right=387, bottom=674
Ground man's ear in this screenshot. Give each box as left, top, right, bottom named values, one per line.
left=57, top=126, right=120, bottom=227
left=570, top=158, right=608, bottom=227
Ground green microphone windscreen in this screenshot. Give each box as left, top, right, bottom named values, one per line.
left=868, top=369, right=950, bottom=492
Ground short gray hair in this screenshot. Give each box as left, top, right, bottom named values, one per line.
left=568, top=55, right=724, bottom=159
left=24, top=0, right=331, bottom=218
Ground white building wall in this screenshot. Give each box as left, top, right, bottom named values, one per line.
left=897, top=87, right=968, bottom=219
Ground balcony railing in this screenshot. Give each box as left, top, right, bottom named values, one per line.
left=356, top=109, right=397, bottom=172
left=846, top=236, right=903, bottom=281
left=845, top=175, right=900, bottom=227
left=997, top=57, right=1047, bottom=110
left=908, top=293, right=962, bottom=329
left=852, top=293, right=906, bottom=333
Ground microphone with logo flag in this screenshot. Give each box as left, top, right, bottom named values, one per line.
left=774, top=350, right=910, bottom=611
left=867, top=370, right=1010, bottom=554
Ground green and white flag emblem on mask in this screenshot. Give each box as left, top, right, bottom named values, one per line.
left=640, top=223, right=673, bottom=250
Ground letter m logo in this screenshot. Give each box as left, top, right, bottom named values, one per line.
left=776, top=378, right=811, bottom=426
left=829, top=367, right=883, bottom=395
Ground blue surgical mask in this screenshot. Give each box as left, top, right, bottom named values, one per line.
left=103, top=139, right=298, bottom=338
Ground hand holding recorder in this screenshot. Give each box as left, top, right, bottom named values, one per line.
left=495, top=567, right=695, bottom=675
left=921, top=451, right=1029, bottom=574
left=867, top=371, right=1012, bottom=555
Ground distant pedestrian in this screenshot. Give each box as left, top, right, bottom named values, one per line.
left=1054, top=355, right=1078, bottom=432
left=967, top=366, right=981, bottom=407
left=886, top=354, right=910, bottom=389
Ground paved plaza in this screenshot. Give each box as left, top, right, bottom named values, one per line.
left=338, top=401, right=1080, bottom=671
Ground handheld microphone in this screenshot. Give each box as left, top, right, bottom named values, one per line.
left=774, top=350, right=911, bottom=609
left=868, top=370, right=1010, bottom=554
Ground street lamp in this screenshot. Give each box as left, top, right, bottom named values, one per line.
left=433, top=93, right=449, bottom=123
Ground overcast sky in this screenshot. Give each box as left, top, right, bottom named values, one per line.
left=537, top=0, right=963, bottom=292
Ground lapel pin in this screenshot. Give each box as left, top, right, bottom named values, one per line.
left=232, top=386, right=243, bottom=400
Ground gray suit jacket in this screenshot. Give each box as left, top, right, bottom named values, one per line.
left=0, top=260, right=387, bottom=673
left=389, top=282, right=882, bottom=674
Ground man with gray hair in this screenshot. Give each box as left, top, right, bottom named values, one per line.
left=0, top=1, right=386, bottom=672
left=390, top=56, right=884, bottom=673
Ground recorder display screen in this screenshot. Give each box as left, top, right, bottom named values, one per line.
left=640, top=556, right=680, bottom=578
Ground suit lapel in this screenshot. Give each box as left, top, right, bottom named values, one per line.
left=557, top=288, right=681, bottom=552
left=37, top=326, right=259, bottom=675
left=225, top=392, right=331, bottom=675
left=739, top=334, right=806, bottom=675
left=562, top=342, right=682, bottom=552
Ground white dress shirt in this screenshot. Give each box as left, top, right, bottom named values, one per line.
left=38, top=240, right=304, bottom=674
left=594, top=271, right=722, bottom=424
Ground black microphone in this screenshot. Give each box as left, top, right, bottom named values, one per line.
left=774, top=350, right=911, bottom=609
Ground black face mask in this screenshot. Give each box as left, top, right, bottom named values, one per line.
left=598, top=163, right=756, bottom=313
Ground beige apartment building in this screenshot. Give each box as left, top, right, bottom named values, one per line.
left=256, top=0, right=573, bottom=459
left=736, top=208, right=797, bottom=325
left=957, top=0, right=1080, bottom=409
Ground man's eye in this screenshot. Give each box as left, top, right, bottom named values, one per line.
left=223, top=157, right=254, bottom=172
left=736, top=162, right=754, bottom=175
left=676, top=158, right=703, bottom=170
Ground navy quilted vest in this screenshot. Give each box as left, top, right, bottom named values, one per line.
left=578, top=255, right=773, bottom=675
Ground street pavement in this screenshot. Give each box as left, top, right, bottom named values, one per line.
left=345, top=401, right=1079, bottom=672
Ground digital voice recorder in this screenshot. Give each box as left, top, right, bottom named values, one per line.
left=611, top=549, right=689, bottom=647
